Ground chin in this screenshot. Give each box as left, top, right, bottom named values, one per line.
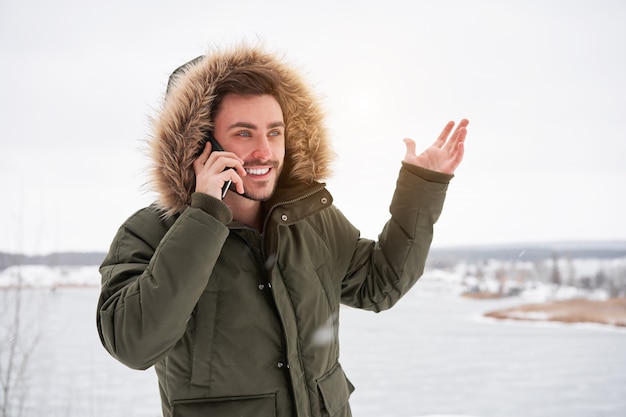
left=239, top=179, right=278, bottom=201
left=239, top=186, right=276, bottom=202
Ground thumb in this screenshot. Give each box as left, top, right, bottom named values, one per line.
left=403, top=138, right=417, bottom=160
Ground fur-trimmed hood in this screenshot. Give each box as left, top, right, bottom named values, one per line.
left=149, top=44, right=334, bottom=217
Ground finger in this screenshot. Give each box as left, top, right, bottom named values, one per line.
left=451, top=119, right=469, bottom=141
left=199, top=140, right=213, bottom=160
left=457, top=125, right=468, bottom=144
left=233, top=172, right=245, bottom=194
left=449, top=141, right=465, bottom=172
left=193, top=141, right=213, bottom=170
left=447, top=126, right=467, bottom=169
left=232, top=162, right=247, bottom=179
left=223, top=169, right=245, bottom=194
left=433, top=121, right=455, bottom=148
left=204, top=151, right=244, bottom=172
left=443, top=119, right=469, bottom=151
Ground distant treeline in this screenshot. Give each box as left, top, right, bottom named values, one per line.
left=0, top=252, right=106, bottom=271
left=426, top=242, right=626, bottom=267
left=2, top=241, right=626, bottom=271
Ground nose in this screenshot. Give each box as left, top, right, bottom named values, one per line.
left=251, top=136, right=272, bottom=161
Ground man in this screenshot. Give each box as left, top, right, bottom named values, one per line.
left=97, top=44, right=468, bottom=417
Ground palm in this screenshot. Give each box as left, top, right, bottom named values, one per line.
left=404, top=119, right=468, bottom=175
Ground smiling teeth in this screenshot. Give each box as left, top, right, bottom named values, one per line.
left=246, top=168, right=270, bottom=175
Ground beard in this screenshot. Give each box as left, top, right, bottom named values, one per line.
left=237, top=159, right=283, bottom=202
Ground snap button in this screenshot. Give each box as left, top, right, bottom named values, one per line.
left=258, top=284, right=265, bottom=290
left=281, top=214, right=288, bottom=221
left=277, top=362, right=285, bottom=368
left=321, top=197, right=328, bottom=204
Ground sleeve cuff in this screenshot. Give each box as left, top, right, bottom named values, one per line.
left=190, top=192, right=233, bottom=225
left=401, top=161, right=454, bottom=184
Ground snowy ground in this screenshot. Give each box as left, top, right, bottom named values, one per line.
left=0, top=264, right=101, bottom=288
left=0, top=262, right=615, bottom=301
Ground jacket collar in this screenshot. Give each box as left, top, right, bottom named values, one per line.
left=262, top=182, right=332, bottom=228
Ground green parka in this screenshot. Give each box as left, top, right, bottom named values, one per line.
left=96, top=45, right=452, bottom=417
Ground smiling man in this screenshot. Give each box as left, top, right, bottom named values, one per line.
left=97, top=44, right=468, bottom=417
left=196, top=93, right=287, bottom=229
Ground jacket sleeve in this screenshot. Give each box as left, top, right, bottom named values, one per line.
left=339, top=162, right=452, bottom=312
left=96, top=194, right=232, bottom=370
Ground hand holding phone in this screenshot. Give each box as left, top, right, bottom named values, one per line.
left=206, top=133, right=233, bottom=199
left=194, top=132, right=240, bottom=200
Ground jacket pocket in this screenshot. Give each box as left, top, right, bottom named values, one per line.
left=190, top=291, right=220, bottom=387
left=172, top=393, right=276, bottom=417
left=317, top=363, right=355, bottom=417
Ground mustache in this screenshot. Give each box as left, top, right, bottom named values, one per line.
left=243, top=159, right=280, bottom=168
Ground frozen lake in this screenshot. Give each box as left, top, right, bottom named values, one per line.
left=3, top=278, right=626, bottom=417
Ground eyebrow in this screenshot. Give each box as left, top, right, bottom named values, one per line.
left=227, top=121, right=285, bottom=130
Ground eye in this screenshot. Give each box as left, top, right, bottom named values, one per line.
left=268, top=130, right=283, bottom=137
left=236, top=131, right=252, bottom=137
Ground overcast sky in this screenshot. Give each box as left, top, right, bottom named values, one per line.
left=1, top=0, right=625, bottom=255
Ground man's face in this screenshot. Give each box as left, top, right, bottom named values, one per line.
left=213, top=94, right=285, bottom=202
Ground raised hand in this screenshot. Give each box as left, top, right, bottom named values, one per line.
left=403, top=119, right=469, bottom=175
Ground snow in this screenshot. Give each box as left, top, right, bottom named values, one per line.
left=505, top=311, right=550, bottom=321
left=2, top=257, right=623, bottom=302
left=0, top=265, right=100, bottom=288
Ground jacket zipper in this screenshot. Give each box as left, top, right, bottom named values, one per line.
left=256, top=241, right=299, bottom=414
left=231, top=227, right=295, bottom=409
left=258, top=185, right=326, bottom=416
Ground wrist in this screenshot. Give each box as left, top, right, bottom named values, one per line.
left=401, top=162, right=453, bottom=184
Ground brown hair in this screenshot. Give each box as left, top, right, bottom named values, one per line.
left=209, top=66, right=284, bottom=123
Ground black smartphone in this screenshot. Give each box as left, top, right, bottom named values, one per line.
left=201, top=132, right=232, bottom=199
left=206, top=132, right=224, bottom=152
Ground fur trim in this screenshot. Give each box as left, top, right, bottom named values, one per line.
left=149, top=44, right=334, bottom=217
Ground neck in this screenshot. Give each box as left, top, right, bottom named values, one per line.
left=223, top=193, right=263, bottom=231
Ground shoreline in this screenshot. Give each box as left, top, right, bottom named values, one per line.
left=4, top=284, right=626, bottom=328
left=481, top=296, right=626, bottom=328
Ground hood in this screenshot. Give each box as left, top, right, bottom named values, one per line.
left=148, top=44, right=334, bottom=217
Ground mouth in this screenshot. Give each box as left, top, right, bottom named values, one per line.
left=245, top=167, right=271, bottom=176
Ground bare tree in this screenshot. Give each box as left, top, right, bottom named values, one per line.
left=0, top=267, right=39, bottom=417
left=550, top=251, right=562, bottom=286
